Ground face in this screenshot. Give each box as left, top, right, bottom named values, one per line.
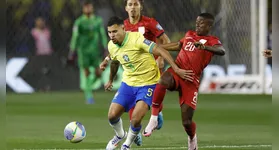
left=35, top=18, right=45, bottom=29
left=195, top=16, right=212, bottom=36
left=83, top=4, right=93, bottom=15
left=108, top=24, right=125, bottom=44
left=125, top=0, right=142, bottom=18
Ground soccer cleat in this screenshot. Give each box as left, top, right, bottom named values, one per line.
left=134, top=132, right=142, bottom=146
left=106, top=132, right=127, bottom=150
left=156, top=112, right=164, bottom=130
left=188, top=134, right=198, bottom=150
left=86, top=98, right=95, bottom=104
left=121, top=144, right=130, bottom=150
left=142, top=118, right=158, bottom=137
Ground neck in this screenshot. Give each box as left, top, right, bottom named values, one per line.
left=129, top=15, right=141, bottom=24
left=117, top=32, right=127, bottom=46
left=85, top=13, right=92, bottom=18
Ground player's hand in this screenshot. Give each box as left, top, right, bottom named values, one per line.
left=174, top=68, right=195, bottom=82
left=194, top=42, right=205, bottom=49
left=156, top=56, right=165, bottom=70
left=99, top=59, right=109, bottom=71
left=262, top=49, right=272, bottom=58
left=104, top=80, right=113, bottom=91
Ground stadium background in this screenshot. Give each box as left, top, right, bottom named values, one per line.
left=6, top=0, right=272, bottom=150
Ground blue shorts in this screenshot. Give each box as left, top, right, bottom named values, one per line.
left=112, top=82, right=156, bottom=112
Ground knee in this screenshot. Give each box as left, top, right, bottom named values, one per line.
left=158, top=78, right=168, bottom=87
left=108, top=110, right=119, bottom=123
left=130, top=116, right=141, bottom=127
left=182, top=119, right=192, bottom=129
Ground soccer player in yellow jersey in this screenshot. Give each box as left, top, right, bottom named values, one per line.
left=104, top=16, right=194, bottom=150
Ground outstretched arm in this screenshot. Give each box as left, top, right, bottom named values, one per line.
left=156, top=33, right=171, bottom=69
left=159, top=42, right=182, bottom=51
left=194, top=42, right=225, bottom=56
left=152, top=44, right=194, bottom=81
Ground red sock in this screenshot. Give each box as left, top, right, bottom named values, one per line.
left=151, top=84, right=167, bottom=116
left=184, top=121, right=196, bottom=139
left=129, top=107, right=134, bottom=121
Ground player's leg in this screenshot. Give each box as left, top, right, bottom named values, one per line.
left=128, top=107, right=142, bottom=146
left=180, top=84, right=198, bottom=150
left=78, top=53, right=95, bottom=104
left=83, top=67, right=95, bottom=104
left=106, top=82, right=134, bottom=150
left=121, top=84, right=156, bottom=149
left=143, top=69, right=177, bottom=136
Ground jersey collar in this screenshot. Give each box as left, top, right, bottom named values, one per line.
left=115, top=32, right=129, bottom=48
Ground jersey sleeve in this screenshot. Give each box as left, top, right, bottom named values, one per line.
left=179, top=32, right=188, bottom=45
left=107, top=42, right=117, bottom=60
left=136, top=33, right=156, bottom=53
left=149, top=18, right=165, bottom=38
left=69, top=19, right=80, bottom=51
left=210, top=37, right=222, bottom=46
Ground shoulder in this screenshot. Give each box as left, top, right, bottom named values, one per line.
left=142, top=16, right=159, bottom=26
left=95, top=15, right=103, bottom=21
left=186, top=30, right=196, bottom=36
left=124, top=19, right=129, bottom=26
left=129, top=32, right=143, bottom=39
left=208, top=35, right=220, bottom=40
left=74, top=16, right=84, bottom=24
left=108, top=41, right=117, bottom=51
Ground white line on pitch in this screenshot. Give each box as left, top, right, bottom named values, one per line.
left=14, top=144, right=272, bottom=150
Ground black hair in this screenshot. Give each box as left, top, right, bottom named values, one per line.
left=83, top=0, right=93, bottom=6
left=124, top=0, right=144, bottom=7
left=107, top=16, right=124, bottom=27
left=198, top=13, right=215, bottom=25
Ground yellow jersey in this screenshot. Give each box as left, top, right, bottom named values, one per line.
left=108, top=32, right=160, bottom=86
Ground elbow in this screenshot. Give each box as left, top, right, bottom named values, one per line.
left=220, top=50, right=226, bottom=56
left=218, top=50, right=225, bottom=56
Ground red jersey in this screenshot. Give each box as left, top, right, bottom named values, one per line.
left=124, top=16, right=165, bottom=44
left=176, top=30, right=222, bottom=86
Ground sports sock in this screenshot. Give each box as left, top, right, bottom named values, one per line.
left=109, top=118, right=125, bottom=138
left=151, top=84, right=167, bottom=116
left=184, top=121, right=196, bottom=139
left=123, top=124, right=141, bottom=147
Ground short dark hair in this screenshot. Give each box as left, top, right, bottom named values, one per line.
left=198, top=13, right=215, bottom=25
left=198, top=13, right=215, bottom=21
left=83, top=0, right=93, bottom=6
left=124, top=0, right=144, bottom=7
left=107, top=16, right=124, bottom=27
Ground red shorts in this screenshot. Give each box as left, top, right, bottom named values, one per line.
left=166, top=67, right=199, bottom=110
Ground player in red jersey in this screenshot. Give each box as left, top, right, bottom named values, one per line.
left=99, top=0, right=184, bottom=147
left=143, top=13, right=225, bottom=150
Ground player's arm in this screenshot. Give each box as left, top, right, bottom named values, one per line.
left=159, top=42, right=182, bottom=51
left=99, top=55, right=110, bottom=71
left=67, top=20, right=79, bottom=63
left=156, top=33, right=171, bottom=69
left=69, top=20, right=79, bottom=52
left=109, top=60, right=120, bottom=82
left=104, top=59, right=120, bottom=91
left=152, top=44, right=194, bottom=81
left=194, top=42, right=225, bottom=56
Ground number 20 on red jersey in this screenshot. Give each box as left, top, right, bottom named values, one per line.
left=184, top=42, right=195, bottom=51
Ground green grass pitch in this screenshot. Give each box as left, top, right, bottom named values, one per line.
left=6, top=92, right=271, bottom=150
